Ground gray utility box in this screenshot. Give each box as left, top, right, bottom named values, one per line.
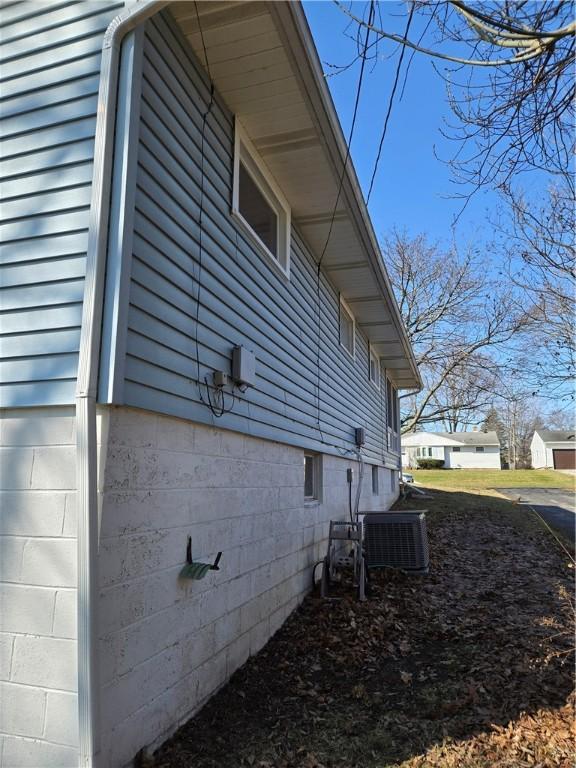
left=362, top=511, right=429, bottom=574
left=232, top=346, right=256, bottom=387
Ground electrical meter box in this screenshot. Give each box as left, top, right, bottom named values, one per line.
left=232, top=346, right=256, bottom=387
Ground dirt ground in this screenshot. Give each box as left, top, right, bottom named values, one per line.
left=153, top=489, right=575, bottom=768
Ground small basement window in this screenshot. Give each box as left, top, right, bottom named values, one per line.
left=233, top=120, right=291, bottom=275
left=372, top=465, right=379, bottom=495
left=475, top=446, right=485, bottom=453
left=369, top=346, right=380, bottom=388
left=304, top=452, right=322, bottom=501
left=452, top=447, right=461, bottom=452
left=340, top=298, right=355, bottom=358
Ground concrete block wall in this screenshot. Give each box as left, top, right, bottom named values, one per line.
left=0, top=407, right=78, bottom=768
left=98, top=406, right=397, bottom=766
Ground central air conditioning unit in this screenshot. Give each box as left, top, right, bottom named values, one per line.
left=363, top=511, right=429, bottom=574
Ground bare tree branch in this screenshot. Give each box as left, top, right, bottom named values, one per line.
left=383, top=231, right=530, bottom=433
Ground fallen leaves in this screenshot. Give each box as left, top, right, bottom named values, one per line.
left=153, top=490, right=574, bottom=768
left=400, top=671, right=414, bottom=685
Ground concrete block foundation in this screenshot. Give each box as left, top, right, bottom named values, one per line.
left=1, top=405, right=399, bottom=767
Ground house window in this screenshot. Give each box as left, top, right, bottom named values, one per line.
left=386, top=379, right=398, bottom=432
left=452, top=447, right=461, bottom=453
left=233, top=121, right=291, bottom=275
left=390, top=470, right=396, bottom=492
left=238, top=165, right=277, bottom=254
left=369, top=346, right=380, bottom=388
left=372, top=465, right=379, bottom=495
left=304, top=452, right=321, bottom=501
left=475, top=446, right=485, bottom=453
left=339, top=298, right=355, bottom=358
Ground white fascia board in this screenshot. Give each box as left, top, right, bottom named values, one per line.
left=270, top=2, right=421, bottom=392
left=544, top=441, right=576, bottom=448
left=402, top=432, right=462, bottom=447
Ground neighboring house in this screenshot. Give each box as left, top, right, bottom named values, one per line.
left=402, top=431, right=501, bottom=469
left=0, top=3, right=420, bottom=767
left=530, top=430, right=576, bottom=469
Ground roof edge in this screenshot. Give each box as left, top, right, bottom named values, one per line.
left=271, top=1, right=422, bottom=391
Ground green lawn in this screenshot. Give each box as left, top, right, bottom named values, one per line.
left=411, top=468, right=575, bottom=490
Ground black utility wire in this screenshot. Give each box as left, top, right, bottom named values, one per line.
left=316, top=0, right=375, bottom=272
left=366, top=3, right=415, bottom=204
left=314, top=1, right=375, bottom=445
left=193, top=1, right=231, bottom=419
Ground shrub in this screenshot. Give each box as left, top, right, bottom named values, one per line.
left=416, top=458, right=445, bottom=469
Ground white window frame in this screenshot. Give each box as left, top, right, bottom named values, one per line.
left=371, top=465, right=379, bottom=495
left=369, top=345, right=380, bottom=389
left=304, top=452, right=322, bottom=503
left=232, top=119, right=291, bottom=278
left=386, top=377, right=399, bottom=434
left=339, top=297, right=356, bottom=359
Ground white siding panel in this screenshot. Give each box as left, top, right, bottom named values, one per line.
left=0, top=127, right=95, bottom=168
left=0, top=232, right=88, bottom=266
left=117, top=12, right=395, bottom=465
left=0, top=279, right=85, bottom=311
left=0, top=328, right=81, bottom=358
left=0, top=1, right=123, bottom=408
left=0, top=255, right=86, bottom=287
left=0, top=186, right=92, bottom=222
left=1, top=305, right=83, bottom=334
left=0, top=51, right=101, bottom=99
left=0, top=380, right=77, bottom=408
left=1, top=162, right=93, bottom=200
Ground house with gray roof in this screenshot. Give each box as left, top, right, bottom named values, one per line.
left=402, top=430, right=501, bottom=469
left=530, top=430, right=576, bottom=470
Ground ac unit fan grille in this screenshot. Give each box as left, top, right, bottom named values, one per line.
left=363, top=512, right=429, bottom=573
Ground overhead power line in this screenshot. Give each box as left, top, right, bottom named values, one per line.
left=316, top=0, right=375, bottom=271
left=366, top=3, right=415, bottom=205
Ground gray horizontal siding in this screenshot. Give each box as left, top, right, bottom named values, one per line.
left=0, top=0, right=123, bottom=408
left=119, top=12, right=395, bottom=464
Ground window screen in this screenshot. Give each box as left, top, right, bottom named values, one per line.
left=238, top=162, right=277, bottom=257
left=304, top=453, right=322, bottom=500
left=387, top=380, right=398, bottom=431
left=340, top=305, right=354, bottom=355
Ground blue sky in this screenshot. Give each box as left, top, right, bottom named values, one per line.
left=303, top=1, right=497, bottom=248
left=303, top=2, right=573, bottom=414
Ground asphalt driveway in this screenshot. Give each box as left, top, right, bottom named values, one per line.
left=498, top=488, right=575, bottom=550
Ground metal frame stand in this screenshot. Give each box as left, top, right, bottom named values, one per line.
left=320, top=520, right=366, bottom=601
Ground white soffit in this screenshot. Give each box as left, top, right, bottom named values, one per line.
left=169, top=1, right=421, bottom=390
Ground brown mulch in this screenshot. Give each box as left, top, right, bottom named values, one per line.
left=152, top=490, right=575, bottom=768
